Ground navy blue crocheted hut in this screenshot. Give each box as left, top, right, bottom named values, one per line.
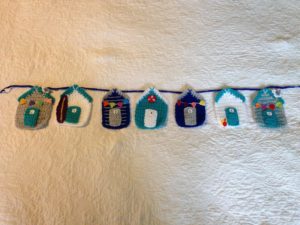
left=175, top=89, right=206, bottom=128
left=102, top=89, right=130, bottom=129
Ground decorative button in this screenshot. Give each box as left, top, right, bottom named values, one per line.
left=255, top=103, right=261, bottom=108
left=20, top=99, right=27, bottom=105
left=117, top=102, right=123, bottom=108
left=37, top=101, right=44, bottom=106
left=44, top=98, right=52, bottom=104
left=103, top=101, right=109, bottom=107
left=199, top=100, right=206, bottom=106
left=276, top=101, right=283, bottom=108
left=222, top=119, right=227, bottom=127
left=109, top=102, right=116, bottom=108
left=269, top=104, right=275, bottom=110
left=29, top=100, right=35, bottom=106
left=147, top=95, right=156, bottom=103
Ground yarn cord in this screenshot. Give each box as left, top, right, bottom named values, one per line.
left=1, top=84, right=300, bottom=94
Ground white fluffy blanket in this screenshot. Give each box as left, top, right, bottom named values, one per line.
left=0, top=1, right=299, bottom=224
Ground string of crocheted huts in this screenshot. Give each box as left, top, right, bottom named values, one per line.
left=15, top=84, right=287, bottom=130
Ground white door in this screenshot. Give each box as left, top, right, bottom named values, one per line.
left=144, top=109, right=158, bottom=128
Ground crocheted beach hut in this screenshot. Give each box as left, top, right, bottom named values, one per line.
left=56, top=84, right=93, bottom=127
left=252, top=88, right=286, bottom=128
left=102, top=89, right=130, bottom=129
left=215, top=88, right=247, bottom=127
left=175, top=89, right=206, bottom=127
left=135, top=88, right=168, bottom=129
left=16, top=86, right=55, bottom=130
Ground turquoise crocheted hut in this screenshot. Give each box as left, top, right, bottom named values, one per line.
left=135, top=88, right=168, bottom=129
left=252, top=88, right=286, bottom=128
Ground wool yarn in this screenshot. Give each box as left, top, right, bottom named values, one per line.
left=56, top=84, right=93, bottom=127
left=175, top=89, right=206, bottom=128
left=252, top=88, right=286, bottom=128
left=214, top=88, right=248, bottom=127
left=16, top=86, right=55, bottom=130
left=102, top=89, right=130, bottom=129
left=135, top=88, right=168, bottom=129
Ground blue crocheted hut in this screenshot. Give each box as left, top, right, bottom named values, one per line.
left=175, top=89, right=206, bottom=127
left=102, top=89, right=130, bottom=129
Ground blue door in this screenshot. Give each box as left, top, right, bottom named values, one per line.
left=262, top=109, right=278, bottom=127
left=225, top=107, right=239, bottom=126
left=65, top=106, right=81, bottom=124
left=24, top=107, right=40, bottom=127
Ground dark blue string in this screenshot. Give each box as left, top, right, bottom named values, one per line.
left=1, top=84, right=300, bottom=94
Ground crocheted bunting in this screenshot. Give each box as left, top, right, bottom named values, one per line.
left=215, top=88, right=247, bottom=127
left=135, top=88, right=168, bottom=129
left=102, top=89, right=130, bottom=129
left=56, top=84, right=93, bottom=127
left=175, top=89, right=206, bottom=128
left=252, top=88, right=286, bottom=128
left=16, top=86, right=55, bottom=130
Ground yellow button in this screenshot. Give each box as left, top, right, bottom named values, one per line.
left=199, top=100, right=206, bottom=106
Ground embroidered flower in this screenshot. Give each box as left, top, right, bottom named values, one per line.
left=147, top=95, right=156, bottom=103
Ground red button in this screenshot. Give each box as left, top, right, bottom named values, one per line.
left=147, top=95, right=156, bottom=103
left=269, top=104, right=275, bottom=110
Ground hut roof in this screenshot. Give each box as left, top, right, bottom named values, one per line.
left=61, top=84, right=93, bottom=103
left=18, top=86, right=55, bottom=103
left=215, top=88, right=246, bottom=103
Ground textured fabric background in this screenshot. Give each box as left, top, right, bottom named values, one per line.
left=0, top=1, right=300, bottom=225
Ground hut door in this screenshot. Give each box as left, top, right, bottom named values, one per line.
left=66, top=106, right=81, bottom=124
left=184, top=107, right=197, bottom=126
left=262, top=109, right=278, bottom=127
left=109, top=108, right=122, bottom=127
left=144, top=109, right=157, bottom=128
left=24, top=107, right=40, bottom=127
left=225, top=107, right=239, bottom=126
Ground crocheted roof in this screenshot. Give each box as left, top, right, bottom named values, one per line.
left=103, top=89, right=129, bottom=100
left=252, top=88, right=284, bottom=105
left=18, top=86, right=55, bottom=103
left=215, top=88, right=246, bottom=103
left=178, top=89, right=201, bottom=102
left=61, top=84, right=93, bottom=103
left=137, top=88, right=167, bottom=103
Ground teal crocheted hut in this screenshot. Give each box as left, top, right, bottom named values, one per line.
left=135, top=88, right=168, bottom=129
left=252, top=88, right=286, bottom=128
